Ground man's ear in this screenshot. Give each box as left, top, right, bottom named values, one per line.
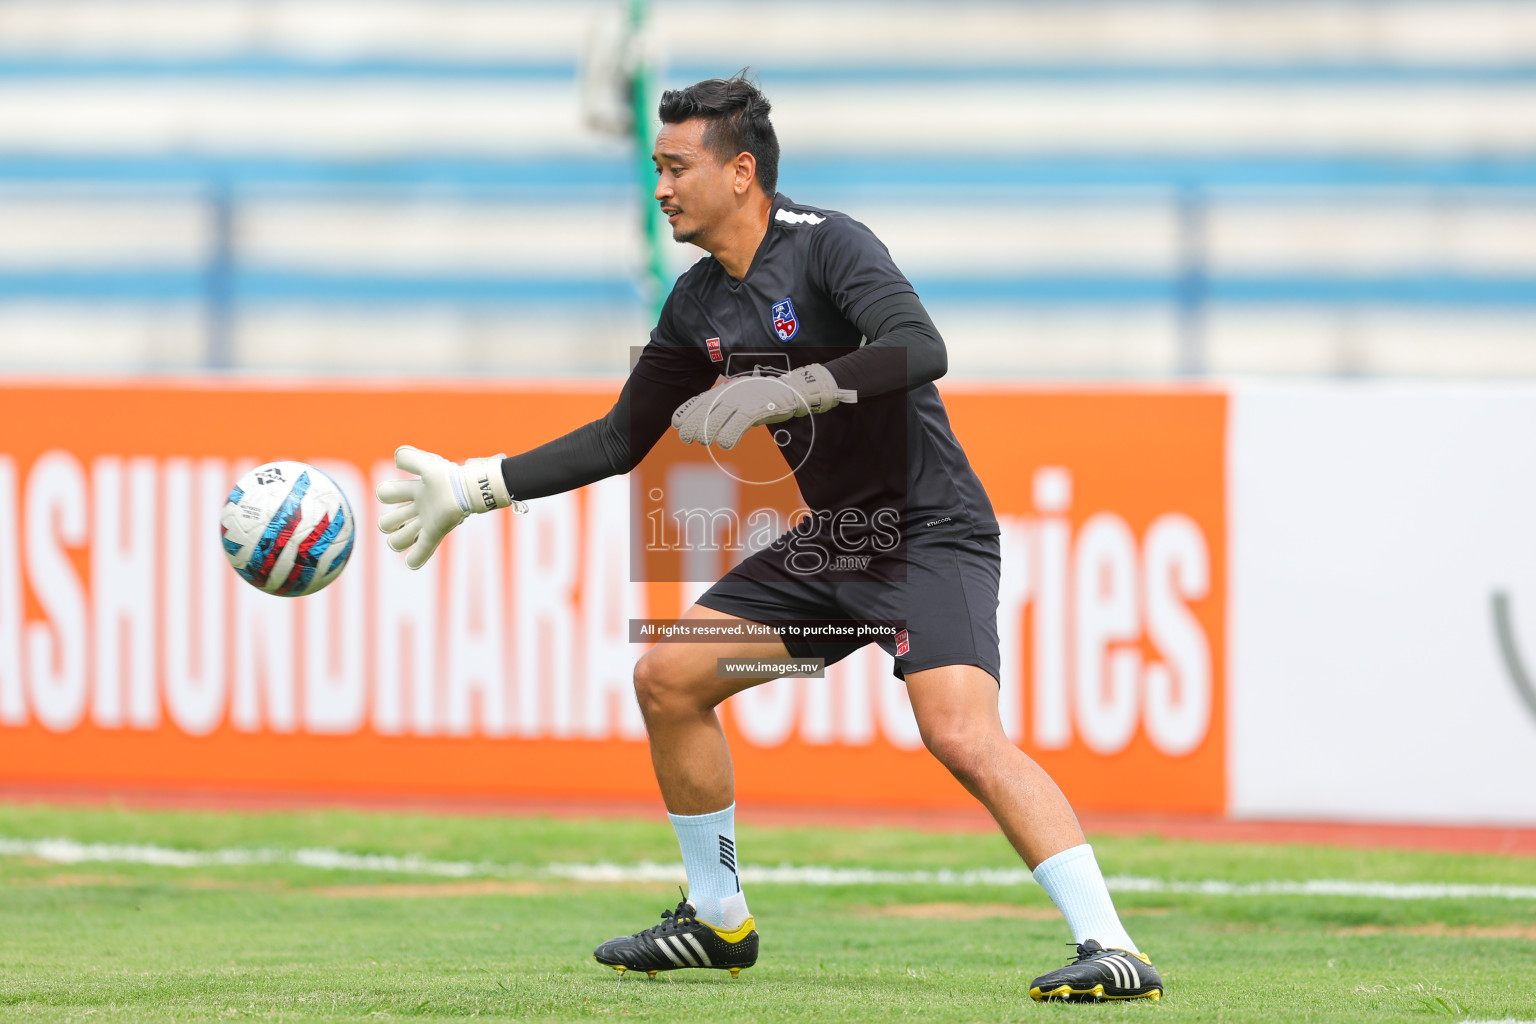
left=732, top=151, right=758, bottom=196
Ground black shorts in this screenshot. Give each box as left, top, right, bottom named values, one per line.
left=696, top=522, right=1002, bottom=683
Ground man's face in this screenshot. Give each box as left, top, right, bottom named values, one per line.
left=653, top=118, right=740, bottom=246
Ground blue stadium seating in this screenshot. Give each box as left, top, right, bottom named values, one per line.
left=1, top=1, right=1534, bottom=376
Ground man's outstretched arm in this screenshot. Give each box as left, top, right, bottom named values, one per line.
left=377, top=369, right=701, bottom=568
left=495, top=371, right=700, bottom=500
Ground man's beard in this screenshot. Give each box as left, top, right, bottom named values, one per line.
left=673, top=224, right=699, bottom=245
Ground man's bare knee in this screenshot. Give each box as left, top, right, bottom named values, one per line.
left=633, top=648, right=714, bottom=723
left=632, top=652, right=679, bottom=721
left=921, top=718, right=1001, bottom=785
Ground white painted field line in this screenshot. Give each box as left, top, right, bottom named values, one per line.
left=547, top=861, right=1039, bottom=887
left=0, top=837, right=491, bottom=877
left=1100, top=875, right=1536, bottom=901
left=4, top=837, right=1536, bottom=901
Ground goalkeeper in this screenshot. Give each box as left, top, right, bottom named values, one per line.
left=378, top=74, right=1162, bottom=1004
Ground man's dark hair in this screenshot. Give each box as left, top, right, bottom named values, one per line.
left=658, top=74, right=779, bottom=196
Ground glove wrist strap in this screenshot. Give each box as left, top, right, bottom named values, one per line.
left=456, top=456, right=514, bottom=514
left=794, top=363, right=858, bottom=413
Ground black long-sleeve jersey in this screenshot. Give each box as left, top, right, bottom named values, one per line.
left=501, top=194, right=999, bottom=538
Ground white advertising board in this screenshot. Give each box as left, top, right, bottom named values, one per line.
left=1230, top=384, right=1536, bottom=825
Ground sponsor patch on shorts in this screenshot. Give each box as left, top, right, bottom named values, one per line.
left=895, top=629, right=910, bottom=657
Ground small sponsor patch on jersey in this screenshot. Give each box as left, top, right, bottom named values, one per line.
left=771, top=298, right=799, bottom=341
left=775, top=208, right=827, bottom=226
left=895, top=629, right=911, bottom=657
left=706, top=337, right=723, bottom=362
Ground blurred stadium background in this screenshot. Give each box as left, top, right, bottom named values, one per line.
left=4, top=0, right=1536, bottom=379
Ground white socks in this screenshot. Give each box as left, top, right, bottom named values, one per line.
left=1032, top=844, right=1139, bottom=953
left=670, top=812, right=1125, bottom=950
left=668, top=803, right=751, bottom=930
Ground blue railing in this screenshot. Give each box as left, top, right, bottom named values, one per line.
left=5, top=268, right=1533, bottom=308
left=4, top=57, right=1536, bottom=84
left=6, top=154, right=1536, bottom=190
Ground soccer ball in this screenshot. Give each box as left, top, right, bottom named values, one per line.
left=220, top=461, right=356, bottom=597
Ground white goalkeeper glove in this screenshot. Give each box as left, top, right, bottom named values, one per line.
left=376, top=445, right=528, bottom=570
left=671, top=363, right=857, bottom=450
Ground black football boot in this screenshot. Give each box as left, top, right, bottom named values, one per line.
left=1029, top=939, right=1163, bottom=1001
left=593, top=898, right=758, bottom=979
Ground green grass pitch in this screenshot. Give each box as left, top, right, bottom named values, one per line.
left=1, top=803, right=1534, bottom=1022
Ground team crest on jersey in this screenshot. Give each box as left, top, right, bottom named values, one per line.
left=771, top=298, right=799, bottom=341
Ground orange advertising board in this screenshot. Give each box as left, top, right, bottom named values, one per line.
left=0, top=381, right=1225, bottom=814
left=948, top=387, right=1227, bottom=814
